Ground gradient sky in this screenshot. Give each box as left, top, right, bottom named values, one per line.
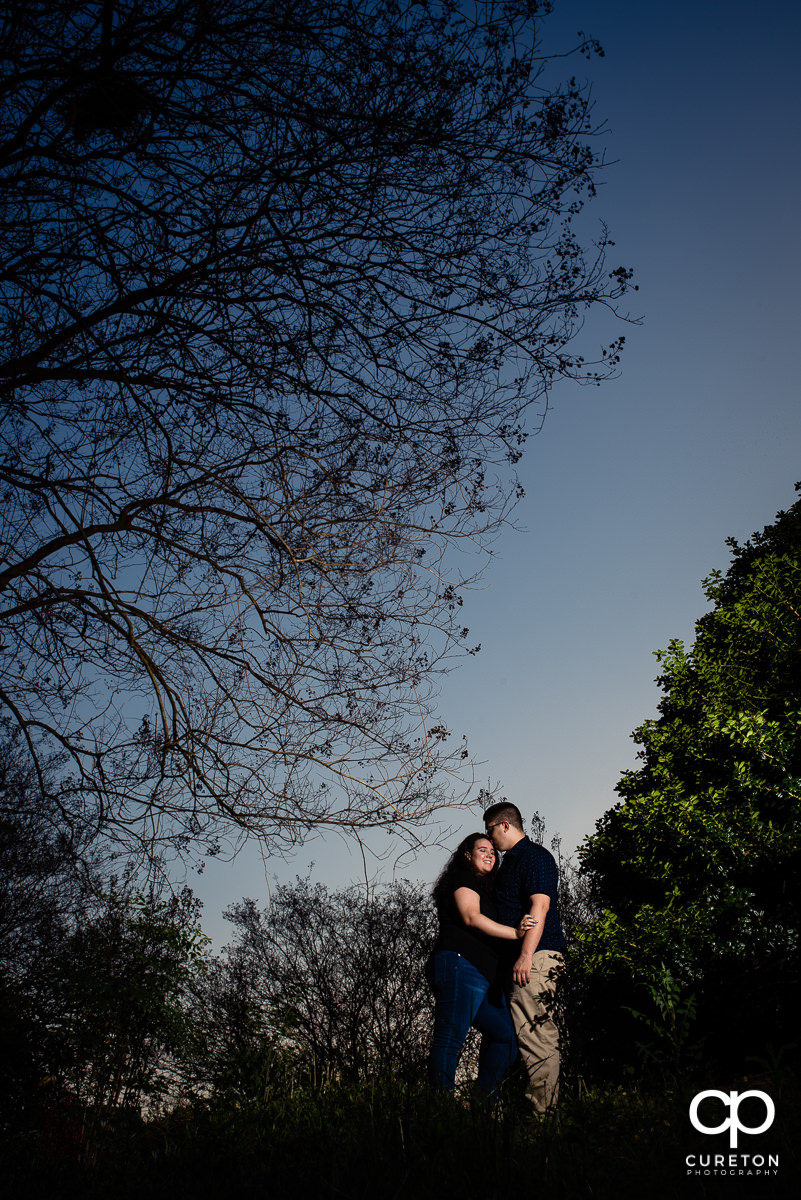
left=196, top=0, right=801, bottom=947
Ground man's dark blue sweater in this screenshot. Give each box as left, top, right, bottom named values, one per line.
left=493, top=836, right=567, bottom=953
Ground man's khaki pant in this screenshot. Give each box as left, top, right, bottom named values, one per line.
left=508, top=950, right=564, bottom=1113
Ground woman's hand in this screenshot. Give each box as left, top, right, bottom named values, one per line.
left=515, top=915, right=539, bottom=939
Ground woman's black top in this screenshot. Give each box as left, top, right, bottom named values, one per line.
left=431, top=867, right=506, bottom=983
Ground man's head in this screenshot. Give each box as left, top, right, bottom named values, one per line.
left=483, top=801, right=525, bottom=852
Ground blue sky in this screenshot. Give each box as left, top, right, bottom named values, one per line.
left=196, top=0, right=801, bottom=946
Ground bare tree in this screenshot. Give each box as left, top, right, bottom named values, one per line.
left=216, top=879, right=437, bottom=1081
left=0, top=0, right=633, bottom=862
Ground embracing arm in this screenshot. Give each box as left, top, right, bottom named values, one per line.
left=453, top=886, right=536, bottom=941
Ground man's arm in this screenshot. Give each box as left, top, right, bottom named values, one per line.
left=512, top=893, right=550, bottom=986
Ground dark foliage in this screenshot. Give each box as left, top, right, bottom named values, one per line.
left=200, top=877, right=437, bottom=1087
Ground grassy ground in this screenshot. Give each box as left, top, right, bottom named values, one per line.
left=3, top=1073, right=798, bottom=1199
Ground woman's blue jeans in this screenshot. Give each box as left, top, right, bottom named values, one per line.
left=425, top=949, right=517, bottom=1100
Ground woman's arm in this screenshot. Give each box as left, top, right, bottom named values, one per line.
left=453, top=886, right=536, bottom=940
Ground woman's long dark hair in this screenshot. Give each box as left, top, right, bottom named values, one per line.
left=432, top=832, right=498, bottom=906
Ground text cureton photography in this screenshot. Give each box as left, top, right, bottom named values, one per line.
left=685, top=1090, right=781, bottom=1180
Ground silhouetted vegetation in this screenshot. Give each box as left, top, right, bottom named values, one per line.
left=0, top=0, right=633, bottom=870
left=1, top=753, right=798, bottom=1196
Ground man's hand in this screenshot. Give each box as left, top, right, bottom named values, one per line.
left=514, top=893, right=550, bottom=984
left=513, top=951, right=533, bottom=987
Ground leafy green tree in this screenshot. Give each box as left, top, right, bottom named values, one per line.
left=3, top=883, right=208, bottom=1167
left=44, top=888, right=208, bottom=1120
left=576, top=491, right=801, bottom=1074
left=0, top=726, right=108, bottom=1128
left=0, top=732, right=209, bottom=1144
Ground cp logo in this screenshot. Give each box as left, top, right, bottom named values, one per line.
left=689, top=1090, right=775, bottom=1149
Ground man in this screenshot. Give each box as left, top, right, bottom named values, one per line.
left=484, top=800, right=566, bottom=1114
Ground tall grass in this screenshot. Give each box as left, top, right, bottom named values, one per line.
left=4, top=1069, right=798, bottom=1200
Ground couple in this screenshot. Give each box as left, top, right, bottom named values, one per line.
left=425, top=801, right=566, bottom=1114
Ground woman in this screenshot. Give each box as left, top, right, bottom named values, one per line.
left=426, top=832, right=535, bottom=1102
